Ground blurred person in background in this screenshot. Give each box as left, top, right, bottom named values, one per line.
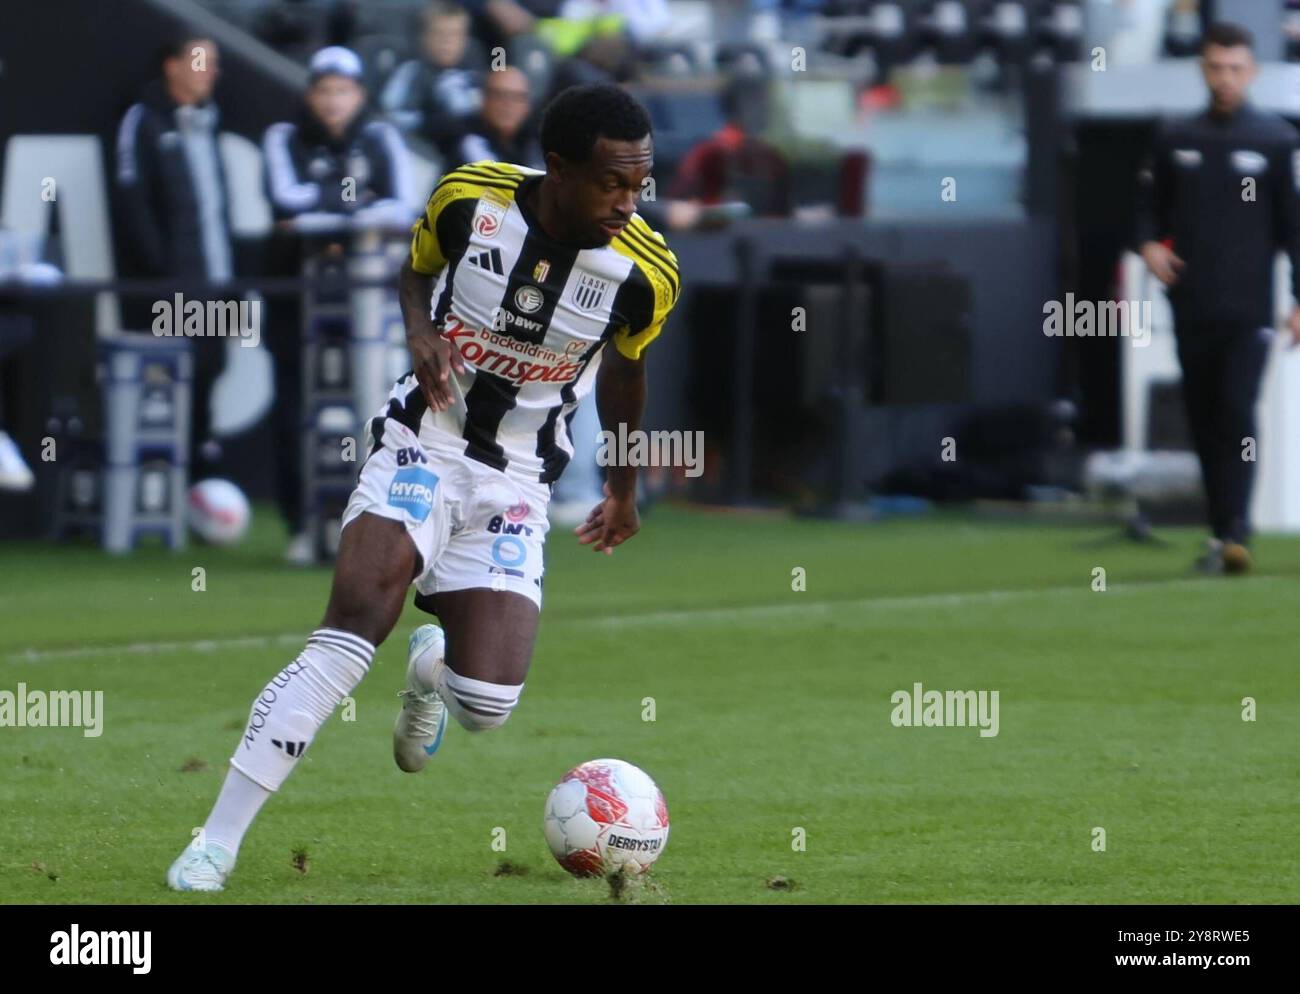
left=380, top=1, right=485, bottom=161
left=468, top=0, right=560, bottom=53
left=264, top=46, right=415, bottom=564
left=115, top=34, right=232, bottom=474
left=668, top=70, right=790, bottom=217
left=540, top=18, right=636, bottom=104
left=445, top=66, right=543, bottom=169
left=1136, top=22, right=1300, bottom=575
left=552, top=0, right=671, bottom=45
left=264, top=46, right=414, bottom=234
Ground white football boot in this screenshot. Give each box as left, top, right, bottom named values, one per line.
left=166, top=840, right=236, bottom=892
left=393, top=624, right=448, bottom=773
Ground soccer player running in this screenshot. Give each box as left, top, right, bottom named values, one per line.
left=167, top=84, right=680, bottom=890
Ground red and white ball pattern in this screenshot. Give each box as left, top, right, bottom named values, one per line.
left=187, top=478, right=250, bottom=545
left=543, top=758, right=670, bottom=877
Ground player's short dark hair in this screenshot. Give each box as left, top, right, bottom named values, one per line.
left=539, top=84, right=652, bottom=164
left=1202, top=22, right=1254, bottom=53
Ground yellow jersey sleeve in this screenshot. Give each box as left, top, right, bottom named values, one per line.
left=610, top=217, right=681, bottom=360
left=409, top=162, right=525, bottom=276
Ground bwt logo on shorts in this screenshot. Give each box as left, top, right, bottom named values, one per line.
left=487, top=515, right=533, bottom=537
left=387, top=467, right=440, bottom=523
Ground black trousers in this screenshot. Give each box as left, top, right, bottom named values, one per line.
left=264, top=234, right=309, bottom=535
left=1174, top=322, right=1273, bottom=544
left=264, top=297, right=304, bottom=535
left=0, top=311, right=35, bottom=430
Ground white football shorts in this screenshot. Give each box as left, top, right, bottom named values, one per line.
left=340, top=416, right=551, bottom=609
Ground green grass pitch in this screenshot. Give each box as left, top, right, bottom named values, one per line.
left=1, top=506, right=1297, bottom=904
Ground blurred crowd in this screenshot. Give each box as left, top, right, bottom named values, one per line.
left=214, top=0, right=816, bottom=211
left=6, top=0, right=1244, bottom=538
left=94, top=0, right=827, bottom=560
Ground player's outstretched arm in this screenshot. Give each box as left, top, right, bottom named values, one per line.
left=399, top=258, right=464, bottom=411
left=576, top=345, right=646, bottom=554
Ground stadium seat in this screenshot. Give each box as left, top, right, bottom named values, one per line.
left=1, top=134, right=119, bottom=334
left=219, top=132, right=272, bottom=239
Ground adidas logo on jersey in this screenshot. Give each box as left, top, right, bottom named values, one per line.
left=466, top=248, right=504, bottom=274
left=272, top=738, right=307, bottom=757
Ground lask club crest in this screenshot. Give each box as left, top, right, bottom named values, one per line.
left=572, top=272, right=609, bottom=312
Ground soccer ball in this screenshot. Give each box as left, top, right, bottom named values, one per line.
left=187, top=478, right=250, bottom=545
left=543, top=758, right=670, bottom=877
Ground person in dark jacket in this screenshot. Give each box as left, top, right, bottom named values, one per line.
left=444, top=66, right=542, bottom=170
left=262, top=45, right=414, bottom=564
left=264, top=48, right=413, bottom=232
left=379, top=2, right=484, bottom=162
left=115, top=33, right=233, bottom=471
left=1136, top=22, right=1300, bottom=574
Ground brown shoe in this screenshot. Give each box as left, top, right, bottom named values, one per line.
left=1222, top=542, right=1253, bottom=575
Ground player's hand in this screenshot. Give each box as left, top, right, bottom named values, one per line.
left=408, top=324, right=466, bottom=412
left=574, top=482, right=639, bottom=555
left=1140, top=241, right=1185, bottom=287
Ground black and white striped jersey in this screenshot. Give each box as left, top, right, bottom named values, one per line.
left=385, top=160, right=681, bottom=485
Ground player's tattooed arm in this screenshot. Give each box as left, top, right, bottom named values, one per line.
left=400, top=258, right=465, bottom=412
left=577, top=346, right=646, bottom=554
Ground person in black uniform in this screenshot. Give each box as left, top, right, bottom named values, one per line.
left=1136, top=22, right=1300, bottom=575
left=116, top=34, right=233, bottom=474
left=262, top=46, right=414, bottom=563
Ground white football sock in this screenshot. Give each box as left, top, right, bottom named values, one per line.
left=202, top=767, right=270, bottom=857
left=432, top=662, right=523, bottom=732
left=204, top=629, right=373, bottom=854
left=411, top=638, right=442, bottom=692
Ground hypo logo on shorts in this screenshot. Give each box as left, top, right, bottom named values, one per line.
left=387, top=468, right=440, bottom=522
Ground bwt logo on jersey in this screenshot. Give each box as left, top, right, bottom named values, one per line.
left=388, top=467, right=440, bottom=523
left=442, top=313, right=584, bottom=386
left=492, top=307, right=544, bottom=334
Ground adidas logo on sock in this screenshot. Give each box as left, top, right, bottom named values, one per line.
left=466, top=248, right=504, bottom=274
left=272, top=739, right=307, bottom=757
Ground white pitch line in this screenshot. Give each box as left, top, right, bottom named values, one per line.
left=569, top=575, right=1229, bottom=630
left=2, top=575, right=1241, bottom=663
left=3, top=632, right=311, bottom=664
